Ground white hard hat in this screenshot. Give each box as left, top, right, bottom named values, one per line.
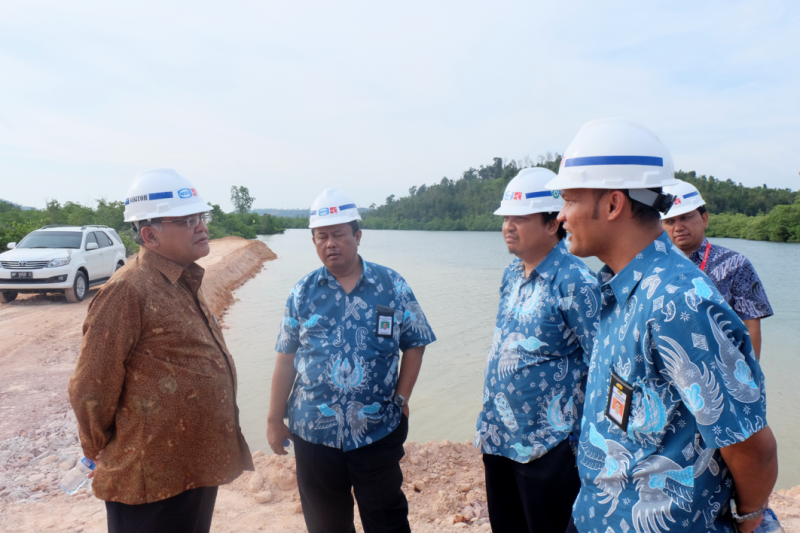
left=309, top=188, right=361, bottom=229
left=494, top=168, right=564, bottom=216
left=123, top=169, right=213, bottom=223
left=661, top=180, right=706, bottom=219
left=546, top=118, right=679, bottom=213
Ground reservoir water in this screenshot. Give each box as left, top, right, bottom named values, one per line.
left=224, top=229, right=800, bottom=490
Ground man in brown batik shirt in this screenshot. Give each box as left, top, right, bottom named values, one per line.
left=68, top=169, right=253, bottom=533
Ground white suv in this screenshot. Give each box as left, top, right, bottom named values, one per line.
left=0, top=225, right=128, bottom=303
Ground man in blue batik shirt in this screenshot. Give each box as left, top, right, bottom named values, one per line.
left=475, top=168, right=600, bottom=533
left=662, top=180, right=773, bottom=359
left=550, top=118, right=778, bottom=533
left=266, top=188, right=435, bottom=533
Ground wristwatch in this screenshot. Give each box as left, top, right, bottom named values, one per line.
left=730, top=499, right=767, bottom=523
left=392, top=394, right=407, bottom=407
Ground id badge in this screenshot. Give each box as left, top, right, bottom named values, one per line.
left=606, top=372, right=633, bottom=431
left=375, top=305, right=395, bottom=338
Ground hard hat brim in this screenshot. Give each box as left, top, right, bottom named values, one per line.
left=308, top=212, right=362, bottom=229
left=124, top=202, right=214, bottom=222
left=546, top=174, right=680, bottom=191
left=493, top=205, right=561, bottom=216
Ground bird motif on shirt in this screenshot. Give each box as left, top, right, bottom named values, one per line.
left=657, top=335, right=724, bottom=426
left=706, top=307, right=760, bottom=403
left=632, top=455, right=694, bottom=533
left=315, top=403, right=344, bottom=448
left=580, top=423, right=633, bottom=517
left=402, top=301, right=432, bottom=341
left=329, top=354, right=366, bottom=395
left=297, top=357, right=311, bottom=385
left=301, top=314, right=328, bottom=342
left=346, top=401, right=383, bottom=446
left=545, top=390, right=575, bottom=433
left=497, top=333, right=549, bottom=379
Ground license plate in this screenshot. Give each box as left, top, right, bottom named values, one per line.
left=11, top=272, right=33, bottom=278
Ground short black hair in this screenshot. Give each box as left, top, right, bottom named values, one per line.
left=697, top=205, right=707, bottom=216
left=541, top=212, right=567, bottom=240
left=311, top=219, right=361, bottom=237
left=593, top=189, right=661, bottom=225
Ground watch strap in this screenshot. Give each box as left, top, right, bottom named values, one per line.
left=730, top=499, right=768, bottom=523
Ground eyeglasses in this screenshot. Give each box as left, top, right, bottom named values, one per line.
left=159, top=212, right=213, bottom=228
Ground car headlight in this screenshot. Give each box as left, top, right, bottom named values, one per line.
left=46, top=258, right=71, bottom=268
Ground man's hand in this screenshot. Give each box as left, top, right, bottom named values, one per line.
left=267, top=419, right=293, bottom=456
left=87, top=449, right=104, bottom=479
left=402, top=404, right=409, bottom=418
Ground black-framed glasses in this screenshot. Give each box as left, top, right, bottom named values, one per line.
left=160, top=212, right=212, bottom=228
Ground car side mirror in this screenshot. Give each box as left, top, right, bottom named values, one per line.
left=86, top=242, right=99, bottom=251
left=7, top=242, right=15, bottom=249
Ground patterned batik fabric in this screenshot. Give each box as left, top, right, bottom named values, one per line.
left=474, top=240, right=600, bottom=464
left=69, top=248, right=253, bottom=505
left=689, top=237, right=774, bottom=320
left=276, top=257, right=436, bottom=451
left=572, top=232, right=768, bottom=533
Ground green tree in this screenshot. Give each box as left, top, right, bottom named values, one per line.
left=230, top=186, right=256, bottom=214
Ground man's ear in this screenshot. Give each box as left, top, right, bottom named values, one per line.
left=354, top=229, right=362, bottom=246
left=606, top=190, right=629, bottom=222
left=141, top=226, right=159, bottom=247
left=701, top=211, right=709, bottom=229
left=545, top=216, right=560, bottom=236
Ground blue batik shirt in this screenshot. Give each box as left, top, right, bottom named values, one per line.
left=474, top=240, right=600, bottom=463
left=275, top=257, right=436, bottom=451
left=573, top=232, right=768, bottom=533
left=689, top=238, right=773, bottom=321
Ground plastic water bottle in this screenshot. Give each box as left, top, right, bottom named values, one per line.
left=59, top=456, right=96, bottom=495
left=751, top=509, right=784, bottom=532
left=283, top=439, right=293, bottom=453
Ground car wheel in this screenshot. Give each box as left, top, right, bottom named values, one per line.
left=115, top=261, right=124, bottom=272
left=0, top=291, right=18, bottom=303
left=65, top=271, right=88, bottom=303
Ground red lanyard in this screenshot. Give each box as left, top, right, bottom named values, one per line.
left=699, top=241, right=711, bottom=272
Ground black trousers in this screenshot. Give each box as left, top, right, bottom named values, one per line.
left=293, top=415, right=410, bottom=533
left=483, top=438, right=580, bottom=533
left=564, top=517, right=579, bottom=533
left=105, top=486, right=218, bottom=533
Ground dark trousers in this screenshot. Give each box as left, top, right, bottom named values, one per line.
left=565, top=517, right=578, bottom=533
left=483, top=438, right=580, bottom=533
left=105, top=486, right=218, bottom=533
left=293, top=415, right=410, bottom=533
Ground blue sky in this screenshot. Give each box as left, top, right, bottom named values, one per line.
left=1, top=1, right=798, bottom=211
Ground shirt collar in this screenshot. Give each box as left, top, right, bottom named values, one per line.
left=316, top=256, right=376, bottom=289
left=599, top=231, right=673, bottom=304
left=141, top=247, right=204, bottom=288
left=510, top=239, right=568, bottom=281
left=688, top=237, right=710, bottom=262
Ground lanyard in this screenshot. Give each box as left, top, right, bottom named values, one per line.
left=699, top=241, right=711, bottom=272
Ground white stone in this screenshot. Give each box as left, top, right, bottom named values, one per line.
left=254, top=491, right=273, bottom=504
left=247, top=473, right=264, bottom=493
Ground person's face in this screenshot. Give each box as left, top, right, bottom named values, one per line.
left=662, top=209, right=708, bottom=252
left=142, top=214, right=210, bottom=266
left=502, top=214, right=554, bottom=258
left=312, top=223, right=361, bottom=272
left=557, top=188, right=605, bottom=258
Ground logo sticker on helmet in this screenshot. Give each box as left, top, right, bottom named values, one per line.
left=503, top=191, right=513, bottom=201
left=551, top=190, right=561, bottom=199
left=318, top=208, right=330, bottom=216
left=178, top=188, right=193, bottom=199
left=512, top=192, right=522, bottom=200
left=329, top=206, right=338, bottom=214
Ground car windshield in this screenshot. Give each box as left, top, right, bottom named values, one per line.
left=17, top=231, right=83, bottom=249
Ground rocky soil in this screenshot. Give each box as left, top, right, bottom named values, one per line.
left=1, top=235, right=798, bottom=532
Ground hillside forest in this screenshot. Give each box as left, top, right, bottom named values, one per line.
left=2, top=157, right=798, bottom=252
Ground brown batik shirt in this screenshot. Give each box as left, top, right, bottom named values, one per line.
left=68, top=247, right=254, bottom=505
